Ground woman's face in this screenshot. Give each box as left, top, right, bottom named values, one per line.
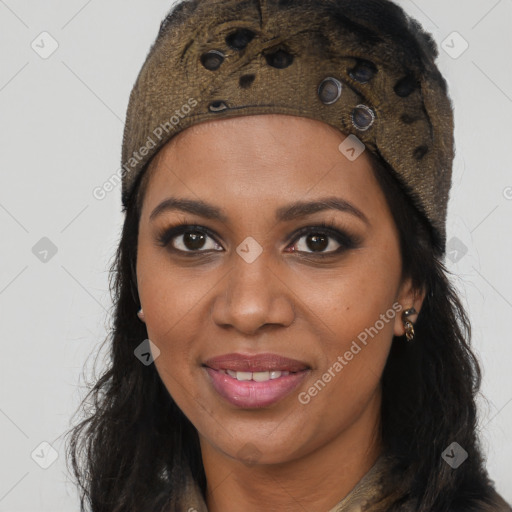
left=136, top=114, right=420, bottom=465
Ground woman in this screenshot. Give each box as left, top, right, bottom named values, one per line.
left=66, top=0, right=512, bottom=510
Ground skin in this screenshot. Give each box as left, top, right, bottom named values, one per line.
left=136, top=114, right=424, bottom=512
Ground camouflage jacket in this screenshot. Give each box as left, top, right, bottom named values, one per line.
left=178, top=453, right=512, bottom=512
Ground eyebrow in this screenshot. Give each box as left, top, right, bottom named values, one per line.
left=149, top=196, right=370, bottom=226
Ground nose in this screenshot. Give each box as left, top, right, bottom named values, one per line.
left=210, top=252, right=296, bottom=335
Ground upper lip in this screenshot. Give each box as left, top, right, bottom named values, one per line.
left=203, top=353, right=310, bottom=373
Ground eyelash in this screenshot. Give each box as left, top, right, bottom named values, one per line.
left=155, top=220, right=360, bottom=258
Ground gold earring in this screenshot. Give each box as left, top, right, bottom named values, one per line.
left=402, top=307, right=417, bottom=342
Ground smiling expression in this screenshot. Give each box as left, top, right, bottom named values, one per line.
left=135, top=113, right=419, bottom=465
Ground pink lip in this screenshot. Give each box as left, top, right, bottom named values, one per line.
left=203, top=352, right=310, bottom=372
left=204, top=367, right=310, bottom=408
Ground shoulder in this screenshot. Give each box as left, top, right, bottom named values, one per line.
left=376, top=461, right=512, bottom=512
left=449, top=487, right=512, bottom=512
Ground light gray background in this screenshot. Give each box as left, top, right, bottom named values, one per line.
left=0, top=0, right=511, bottom=510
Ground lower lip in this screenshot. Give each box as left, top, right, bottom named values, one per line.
left=204, top=367, right=309, bottom=408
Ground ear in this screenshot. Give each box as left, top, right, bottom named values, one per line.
left=137, top=308, right=146, bottom=323
left=393, top=276, right=426, bottom=337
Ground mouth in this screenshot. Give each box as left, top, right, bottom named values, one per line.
left=202, top=352, right=311, bottom=408
left=216, top=368, right=296, bottom=381
left=203, top=352, right=310, bottom=373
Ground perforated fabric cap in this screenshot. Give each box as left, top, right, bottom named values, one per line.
left=120, top=0, right=454, bottom=254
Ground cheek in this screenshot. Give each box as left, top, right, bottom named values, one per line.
left=138, top=265, right=208, bottom=419
left=303, top=246, right=400, bottom=344
left=299, top=246, right=401, bottom=394
left=295, top=282, right=398, bottom=438
left=136, top=248, right=226, bottom=412
left=137, top=244, right=212, bottom=341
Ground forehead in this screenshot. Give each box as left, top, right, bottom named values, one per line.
left=140, top=114, right=385, bottom=218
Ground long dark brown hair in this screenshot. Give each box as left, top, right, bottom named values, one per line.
left=65, top=148, right=504, bottom=511
left=65, top=1, right=505, bottom=511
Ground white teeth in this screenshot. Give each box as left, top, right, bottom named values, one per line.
left=252, top=371, right=270, bottom=382
left=222, top=369, right=291, bottom=381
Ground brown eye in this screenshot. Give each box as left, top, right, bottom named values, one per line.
left=171, top=230, right=222, bottom=252
left=180, top=232, right=207, bottom=251
left=292, top=232, right=341, bottom=254
left=156, top=225, right=223, bottom=254
left=287, top=222, right=359, bottom=257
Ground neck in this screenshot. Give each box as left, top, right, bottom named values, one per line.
left=201, top=387, right=383, bottom=512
